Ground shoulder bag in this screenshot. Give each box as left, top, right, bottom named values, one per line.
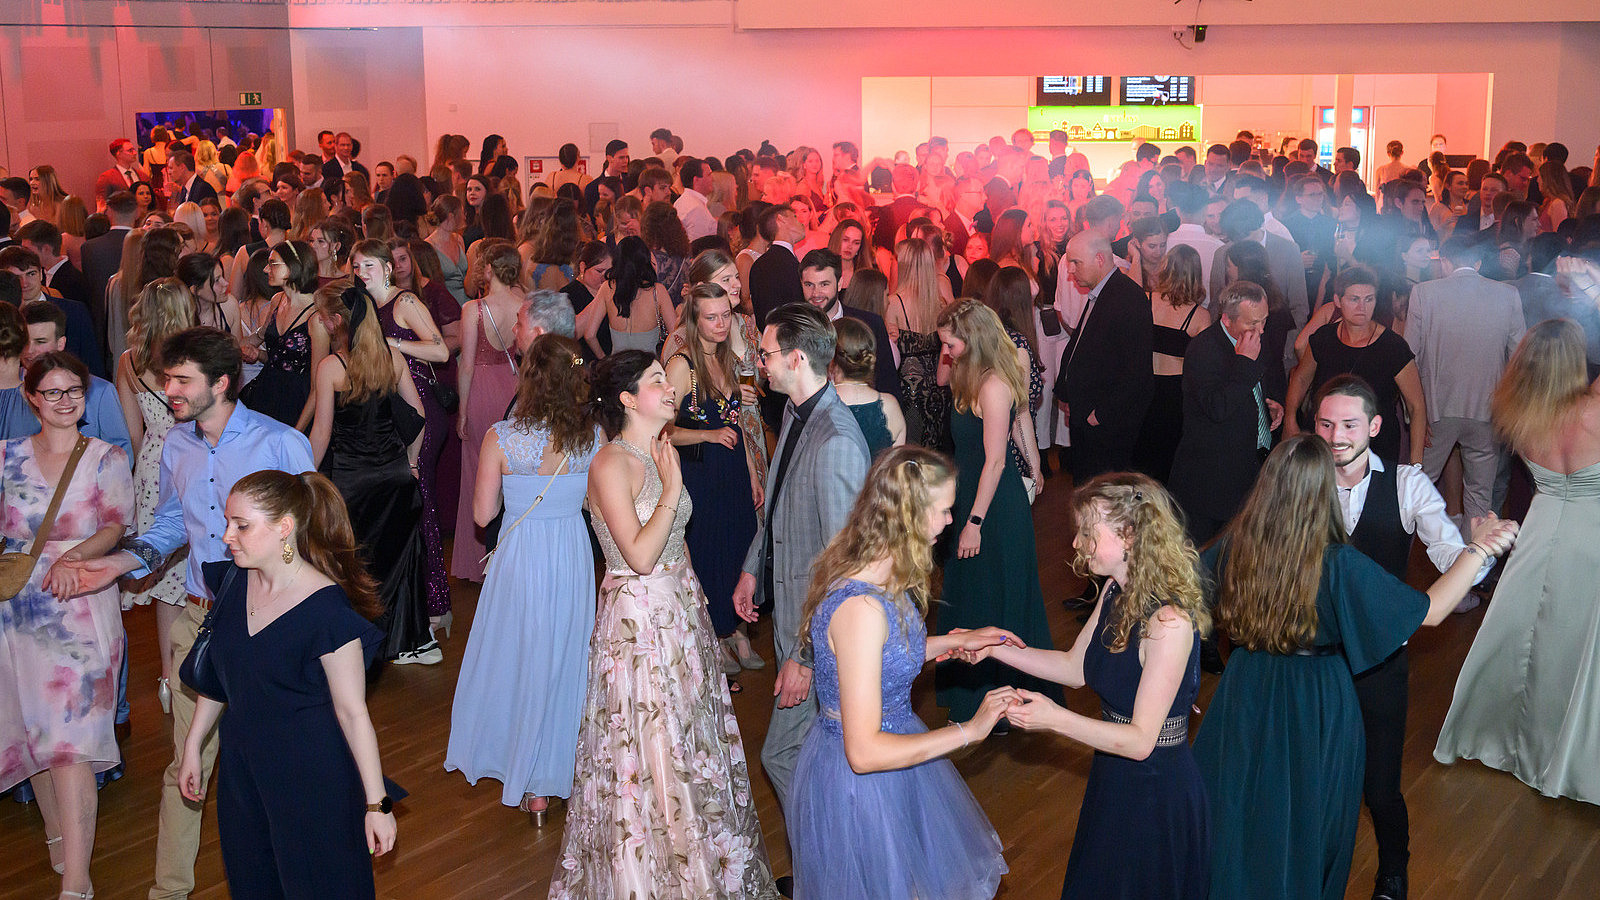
left=178, top=564, right=242, bottom=702
left=0, top=436, right=90, bottom=601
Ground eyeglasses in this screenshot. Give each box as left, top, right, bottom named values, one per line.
left=36, top=386, right=86, bottom=401
left=754, top=347, right=785, bottom=364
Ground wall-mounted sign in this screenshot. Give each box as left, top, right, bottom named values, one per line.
left=238, top=92, right=263, bottom=107
left=1120, top=76, right=1196, bottom=106
left=1027, top=105, right=1202, bottom=144
left=1035, top=76, right=1112, bottom=107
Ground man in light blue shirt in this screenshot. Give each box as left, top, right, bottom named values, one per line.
left=65, top=327, right=312, bottom=900
left=18, top=300, right=132, bottom=460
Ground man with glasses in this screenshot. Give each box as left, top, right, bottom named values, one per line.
left=947, top=176, right=985, bottom=258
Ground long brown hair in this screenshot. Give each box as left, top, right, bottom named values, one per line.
left=1216, top=436, right=1345, bottom=654
left=1492, top=318, right=1591, bottom=454
left=1071, top=473, right=1209, bottom=653
left=511, top=334, right=596, bottom=457
left=678, top=283, right=736, bottom=407
left=799, top=446, right=957, bottom=654
left=230, top=470, right=382, bottom=619
left=128, top=277, right=197, bottom=374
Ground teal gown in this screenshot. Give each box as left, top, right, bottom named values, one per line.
left=1195, top=543, right=1427, bottom=900
left=935, top=406, right=1058, bottom=720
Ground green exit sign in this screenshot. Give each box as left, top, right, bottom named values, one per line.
left=239, top=92, right=262, bottom=106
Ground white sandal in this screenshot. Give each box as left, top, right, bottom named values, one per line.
left=46, top=835, right=64, bottom=874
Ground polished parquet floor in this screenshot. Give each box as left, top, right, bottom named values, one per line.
left=4, top=471, right=1600, bottom=899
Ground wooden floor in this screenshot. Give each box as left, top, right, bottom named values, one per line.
left=4, top=471, right=1600, bottom=899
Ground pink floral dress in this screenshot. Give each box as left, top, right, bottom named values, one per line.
left=0, top=436, right=135, bottom=790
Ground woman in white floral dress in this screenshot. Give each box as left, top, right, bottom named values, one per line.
left=550, top=350, right=778, bottom=900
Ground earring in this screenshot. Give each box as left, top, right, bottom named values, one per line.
left=282, top=541, right=295, bottom=565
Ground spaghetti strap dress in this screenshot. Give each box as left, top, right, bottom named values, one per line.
left=451, top=304, right=520, bottom=581
left=239, top=302, right=314, bottom=427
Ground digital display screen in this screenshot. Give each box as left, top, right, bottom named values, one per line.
left=1120, top=76, right=1196, bottom=106
left=1035, top=76, right=1112, bottom=107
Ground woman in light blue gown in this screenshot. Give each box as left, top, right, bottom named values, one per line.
left=445, top=334, right=601, bottom=823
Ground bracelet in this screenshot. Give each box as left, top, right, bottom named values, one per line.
left=953, top=720, right=970, bottom=746
left=1465, top=542, right=1490, bottom=560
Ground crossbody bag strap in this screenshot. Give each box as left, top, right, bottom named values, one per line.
left=478, top=454, right=567, bottom=565
left=480, top=303, right=518, bottom=370
left=27, top=436, right=91, bottom=561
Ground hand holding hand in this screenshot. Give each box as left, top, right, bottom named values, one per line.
left=1003, top=688, right=1067, bottom=734
left=1469, top=514, right=1519, bottom=557
left=60, top=554, right=135, bottom=596
left=967, top=687, right=1021, bottom=740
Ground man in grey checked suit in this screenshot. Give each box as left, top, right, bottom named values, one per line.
left=734, top=303, right=869, bottom=820
left=1406, top=234, right=1525, bottom=533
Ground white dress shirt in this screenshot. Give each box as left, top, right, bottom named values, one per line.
left=1167, top=223, right=1223, bottom=306
left=1262, top=211, right=1295, bottom=245
left=674, top=187, right=717, bottom=241
left=1337, top=450, right=1491, bottom=584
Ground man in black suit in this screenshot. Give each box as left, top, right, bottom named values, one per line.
left=1169, top=280, right=1282, bottom=543
left=0, top=245, right=105, bottom=379
left=799, top=249, right=900, bottom=401
left=748, top=203, right=806, bottom=327
left=872, top=165, right=922, bottom=251
left=165, top=150, right=217, bottom=207
left=81, top=191, right=136, bottom=360
left=1053, top=231, right=1154, bottom=481
left=321, top=131, right=370, bottom=187
left=17, top=220, right=90, bottom=309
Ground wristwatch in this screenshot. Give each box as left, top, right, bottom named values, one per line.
left=969, top=514, right=984, bottom=526
left=366, top=796, right=393, bottom=814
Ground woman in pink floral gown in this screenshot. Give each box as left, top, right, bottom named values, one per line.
left=550, top=350, right=778, bottom=900
left=0, top=352, right=135, bottom=900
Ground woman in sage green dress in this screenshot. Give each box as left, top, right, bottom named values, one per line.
left=1196, top=436, right=1515, bottom=900
left=1435, top=314, right=1600, bottom=805
left=931, top=300, right=1054, bottom=722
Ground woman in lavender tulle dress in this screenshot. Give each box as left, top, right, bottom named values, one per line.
left=788, top=445, right=1018, bottom=900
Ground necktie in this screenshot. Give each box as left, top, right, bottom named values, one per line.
left=1254, top=381, right=1270, bottom=450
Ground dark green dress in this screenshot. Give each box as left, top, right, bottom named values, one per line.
left=935, top=406, right=1058, bottom=720
left=1194, top=543, right=1427, bottom=900
left=846, top=398, right=894, bottom=459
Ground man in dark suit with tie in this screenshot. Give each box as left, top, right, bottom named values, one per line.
left=1053, top=231, right=1154, bottom=482
left=1169, top=280, right=1282, bottom=543
left=321, top=131, right=370, bottom=188
left=799, top=248, right=900, bottom=400
left=165, top=150, right=217, bottom=208
left=748, top=203, right=806, bottom=327
left=93, top=139, right=147, bottom=211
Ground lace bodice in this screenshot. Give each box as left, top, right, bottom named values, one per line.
left=495, top=421, right=602, bottom=476
left=591, top=437, right=692, bottom=573
left=810, top=578, right=926, bottom=736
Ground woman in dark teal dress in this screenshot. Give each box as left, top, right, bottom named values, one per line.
left=933, top=300, right=1056, bottom=721
left=830, top=316, right=905, bottom=458
left=1195, top=436, right=1517, bottom=900
left=956, top=473, right=1211, bottom=898
left=178, top=471, right=395, bottom=899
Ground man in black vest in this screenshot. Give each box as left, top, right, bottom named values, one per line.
left=1312, top=375, right=1499, bottom=900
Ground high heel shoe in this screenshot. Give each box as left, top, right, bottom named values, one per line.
left=519, top=793, right=550, bottom=827
left=46, top=834, right=64, bottom=874
left=716, top=639, right=742, bottom=676
left=157, top=677, right=172, bottom=715
left=59, top=890, right=93, bottom=899
left=431, top=611, right=454, bottom=640
left=728, top=631, right=765, bottom=670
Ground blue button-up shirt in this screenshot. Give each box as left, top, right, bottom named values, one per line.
left=125, top=402, right=314, bottom=599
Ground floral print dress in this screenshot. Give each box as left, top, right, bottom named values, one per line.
left=550, top=438, right=778, bottom=900
left=0, top=436, right=135, bottom=790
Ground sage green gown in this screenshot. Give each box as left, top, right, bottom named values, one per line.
left=1434, top=459, right=1600, bottom=805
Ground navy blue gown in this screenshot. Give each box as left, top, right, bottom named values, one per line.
left=1061, top=583, right=1209, bottom=899
left=199, top=561, right=383, bottom=900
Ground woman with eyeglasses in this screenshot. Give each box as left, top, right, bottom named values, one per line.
left=1, top=351, right=135, bottom=900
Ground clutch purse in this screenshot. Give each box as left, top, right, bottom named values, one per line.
left=178, top=565, right=242, bottom=702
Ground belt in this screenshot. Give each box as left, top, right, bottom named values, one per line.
left=187, top=593, right=213, bottom=611
left=1101, top=707, right=1190, bottom=747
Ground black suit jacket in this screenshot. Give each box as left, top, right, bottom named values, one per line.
left=749, top=245, right=803, bottom=328
left=321, top=158, right=370, bottom=190
left=80, top=228, right=127, bottom=354
left=47, top=261, right=90, bottom=308
left=172, top=176, right=218, bottom=208
left=1168, top=321, right=1266, bottom=521
left=872, top=195, right=921, bottom=250
left=1053, top=269, right=1153, bottom=439
left=840, top=304, right=902, bottom=402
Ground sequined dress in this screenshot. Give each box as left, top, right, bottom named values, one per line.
left=550, top=438, right=778, bottom=900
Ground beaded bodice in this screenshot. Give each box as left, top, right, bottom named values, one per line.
left=591, top=437, right=692, bottom=573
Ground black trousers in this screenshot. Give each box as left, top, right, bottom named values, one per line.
left=1353, top=646, right=1410, bottom=878
left=1067, top=424, right=1134, bottom=483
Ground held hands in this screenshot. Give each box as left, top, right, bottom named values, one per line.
left=774, top=658, right=812, bottom=709
left=44, top=546, right=89, bottom=599
left=1002, top=688, right=1068, bottom=734
left=1468, top=513, right=1520, bottom=557
left=937, top=626, right=1027, bottom=664
left=366, top=811, right=398, bottom=856
left=59, top=554, right=135, bottom=597
left=966, top=687, right=1023, bottom=740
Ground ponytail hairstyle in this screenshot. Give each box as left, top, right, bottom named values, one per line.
left=1069, top=473, right=1209, bottom=653
left=230, top=470, right=382, bottom=620
left=587, top=349, right=659, bottom=438
left=799, top=445, right=957, bottom=655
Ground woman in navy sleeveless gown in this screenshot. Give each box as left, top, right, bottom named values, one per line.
left=953, top=473, right=1211, bottom=899
left=789, top=446, right=1019, bottom=900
